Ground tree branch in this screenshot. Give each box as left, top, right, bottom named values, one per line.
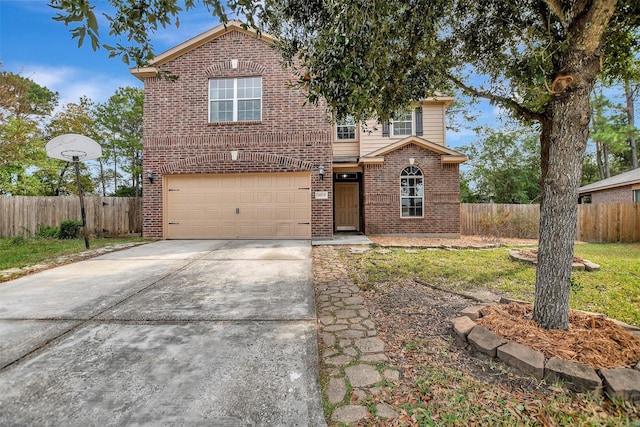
left=543, top=0, right=567, bottom=27
left=446, top=74, right=545, bottom=123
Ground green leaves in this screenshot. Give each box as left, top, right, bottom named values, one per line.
left=461, top=126, right=541, bottom=204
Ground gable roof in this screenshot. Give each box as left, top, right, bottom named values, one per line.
left=360, top=136, right=467, bottom=164
left=130, top=20, right=273, bottom=80
left=579, top=168, right=640, bottom=194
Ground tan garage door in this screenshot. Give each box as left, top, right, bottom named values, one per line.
left=165, top=173, right=311, bottom=239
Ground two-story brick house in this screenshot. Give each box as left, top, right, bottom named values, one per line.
left=131, top=21, right=467, bottom=240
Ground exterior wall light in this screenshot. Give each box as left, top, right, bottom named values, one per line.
left=318, top=165, right=325, bottom=180
left=146, top=169, right=154, bottom=183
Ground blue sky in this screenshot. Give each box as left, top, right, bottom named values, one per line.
left=0, top=1, right=221, bottom=105
left=0, top=1, right=526, bottom=151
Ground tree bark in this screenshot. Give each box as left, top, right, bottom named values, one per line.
left=625, top=80, right=638, bottom=169
left=535, top=68, right=604, bottom=326
left=534, top=0, right=617, bottom=330
left=595, top=141, right=605, bottom=179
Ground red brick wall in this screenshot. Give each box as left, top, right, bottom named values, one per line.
left=589, top=185, right=634, bottom=204
left=363, top=144, right=461, bottom=236
left=141, top=29, right=333, bottom=238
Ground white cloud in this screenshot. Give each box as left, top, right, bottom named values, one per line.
left=14, top=64, right=141, bottom=107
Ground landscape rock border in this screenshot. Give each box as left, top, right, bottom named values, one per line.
left=509, top=248, right=601, bottom=271
left=451, top=303, right=640, bottom=402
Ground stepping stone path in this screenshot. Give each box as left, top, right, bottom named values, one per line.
left=313, top=246, right=400, bottom=425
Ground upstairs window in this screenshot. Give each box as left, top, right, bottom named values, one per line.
left=382, top=106, right=423, bottom=137
left=209, top=77, right=262, bottom=122
left=634, top=189, right=640, bottom=203
left=336, top=115, right=356, bottom=140
left=400, top=166, right=424, bottom=218
left=392, top=110, right=413, bottom=136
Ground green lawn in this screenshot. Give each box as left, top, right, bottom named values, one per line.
left=350, top=243, right=640, bottom=327
left=0, top=236, right=147, bottom=271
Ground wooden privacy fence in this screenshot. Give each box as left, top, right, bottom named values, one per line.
left=0, top=196, right=142, bottom=238
left=576, top=203, right=640, bottom=243
left=461, top=203, right=640, bottom=243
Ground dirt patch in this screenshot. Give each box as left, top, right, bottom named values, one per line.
left=361, top=278, right=546, bottom=389
left=477, top=302, right=640, bottom=369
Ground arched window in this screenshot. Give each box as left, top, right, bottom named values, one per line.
left=400, top=166, right=424, bottom=218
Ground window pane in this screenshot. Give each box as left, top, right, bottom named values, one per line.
left=209, top=77, right=262, bottom=123
left=400, top=166, right=423, bottom=217
left=393, top=110, right=412, bottom=136
left=237, top=77, right=262, bottom=99
left=210, top=100, right=233, bottom=122
left=210, top=79, right=233, bottom=99
left=238, top=99, right=261, bottom=121
left=337, top=124, right=356, bottom=140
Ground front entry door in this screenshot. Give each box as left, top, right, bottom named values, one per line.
left=334, top=182, right=359, bottom=231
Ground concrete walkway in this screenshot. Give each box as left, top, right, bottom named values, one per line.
left=0, top=240, right=325, bottom=426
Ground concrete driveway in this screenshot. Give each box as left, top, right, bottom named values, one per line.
left=0, top=240, right=325, bottom=426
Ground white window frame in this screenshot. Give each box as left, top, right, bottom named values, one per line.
left=633, top=189, right=640, bottom=203
left=392, top=110, right=413, bottom=136
left=400, top=166, right=424, bottom=218
left=336, top=115, right=357, bottom=141
left=209, top=77, right=262, bottom=123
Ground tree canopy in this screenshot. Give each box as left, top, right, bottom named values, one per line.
left=49, top=0, right=640, bottom=329
left=461, top=127, right=540, bottom=204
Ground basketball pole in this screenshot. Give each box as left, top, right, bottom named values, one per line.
left=73, top=156, right=90, bottom=249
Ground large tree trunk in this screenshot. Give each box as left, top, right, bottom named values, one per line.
left=625, top=80, right=638, bottom=169
left=533, top=0, right=617, bottom=330
left=534, top=59, right=601, bottom=330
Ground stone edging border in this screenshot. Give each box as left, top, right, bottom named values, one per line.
left=451, top=303, right=640, bottom=403
left=509, top=249, right=601, bottom=271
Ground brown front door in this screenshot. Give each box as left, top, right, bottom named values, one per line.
left=334, top=182, right=359, bottom=231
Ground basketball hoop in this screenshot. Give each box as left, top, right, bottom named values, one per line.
left=45, top=134, right=102, bottom=162
left=45, top=134, right=102, bottom=249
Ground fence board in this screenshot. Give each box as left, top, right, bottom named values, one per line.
left=0, top=196, right=142, bottom=238
left=461, top=203, right=640, bottom=243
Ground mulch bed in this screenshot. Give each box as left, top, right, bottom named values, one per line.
left=477, top=302, right=640, bottom=369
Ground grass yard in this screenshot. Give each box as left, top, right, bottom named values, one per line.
left=351, top=243, right=640, bottom=327
left=318, top=245, right=640, bottom=426
left=0, top=236, right=146, bottom=272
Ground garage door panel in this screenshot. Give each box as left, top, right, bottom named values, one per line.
left=165, top=173, right=311, bottom=239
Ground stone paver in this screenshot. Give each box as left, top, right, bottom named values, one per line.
left=600, top=368, right=640, bottom=402
left=376, top=403, right=399, bottom=419
left=545, top=357, right=602, bottom=393
left=468, top=325, right=507, bottom=358
left=313, top=245, right=398, bottom=425
left=345, top=364, right=381, bottom=387
left=331, top=405, right=369, bottom=424
left=327, top=377, right=347, bottom=404
left=497, top=341, right=545, bottom=380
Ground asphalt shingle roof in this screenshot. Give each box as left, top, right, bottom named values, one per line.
left=579, top=167, right=640, bottom=193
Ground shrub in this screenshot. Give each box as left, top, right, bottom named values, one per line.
left=37, top=224, right=59, bottom=238
left=58, top=220, right=83, bottom=239
left=10, top=234, right=27, bottom=245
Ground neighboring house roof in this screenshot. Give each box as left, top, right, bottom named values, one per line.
left=360, top=136, right=467, bottom=165
left=578, top=168, right=640, bottom=194
left=130, top=20, right=273, bottom=80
